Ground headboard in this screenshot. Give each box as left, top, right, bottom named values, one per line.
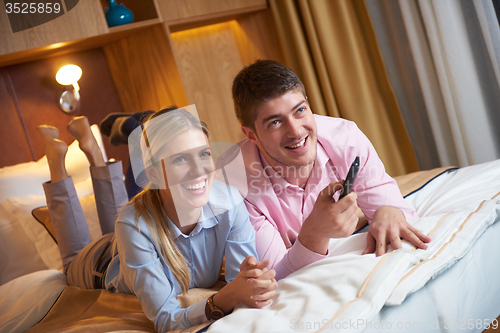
left=0, top=48, right=129, bottom=169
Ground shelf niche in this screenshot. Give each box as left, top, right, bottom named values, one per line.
left=99, top=0, right=160, bottom=26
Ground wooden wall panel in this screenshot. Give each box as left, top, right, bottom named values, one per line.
left=234, top=10, right=284, bottom=65
left=170, top=21, right=245, bottom=144
left=169, top=10, right=284, bottom=144
left=1, top=48, right=129, bottom=168
left=0, top=0, right=108, bottom=56
left=157, top=0, right=266, bottom=23
left=103, top=24, right=188, bottom=115
left=0, top=70, right=33, bottom=167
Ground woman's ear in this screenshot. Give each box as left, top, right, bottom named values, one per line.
left=146, top=166, right=161, bottom=184
left=146, top=164, right=168, bottom=189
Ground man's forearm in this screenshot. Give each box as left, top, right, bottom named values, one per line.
left=298, top=218, right=330, bottom=255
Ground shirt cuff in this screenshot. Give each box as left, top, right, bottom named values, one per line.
left=366, top=206, right=419, bottom=224
left=187, top=299, right=210, bottom=327
left=403, top=208, right=419, bottom=222
left=278, top=239, right=329, bottom=279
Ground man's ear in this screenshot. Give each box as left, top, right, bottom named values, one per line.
left=241, top=125, right=258, bottom=144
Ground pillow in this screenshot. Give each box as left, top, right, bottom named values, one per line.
left=0, top=193, right=107, bottom=285
left=0, top=124, right=107, bottom=285
left=32, top=206, right=56, bottom=242
left=0, top=125, right=106, bottom=202
left=31, top=194, right=102, bottom=243
left=0, top=195, right=62, bottom=285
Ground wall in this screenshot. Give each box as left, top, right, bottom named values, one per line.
left=0, top=48, right=129, bottom=168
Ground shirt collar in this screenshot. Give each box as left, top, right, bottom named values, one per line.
left=167, top=204, right=219, bottom=239
left=316, top=141, right=330, bottom=169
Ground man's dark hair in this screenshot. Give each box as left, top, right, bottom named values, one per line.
left=232, top=60, right=306, bottom=130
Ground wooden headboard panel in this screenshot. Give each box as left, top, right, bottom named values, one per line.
left=0, top=48, right=129, bottom=169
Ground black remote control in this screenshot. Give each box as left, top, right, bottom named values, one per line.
left=339, top=156, right=360, bottom=200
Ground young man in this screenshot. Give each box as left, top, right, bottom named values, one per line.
left=230, top=60, right=430, bottom=280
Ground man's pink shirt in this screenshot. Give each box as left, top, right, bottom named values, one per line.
left=232, top=115, right=418, bottom=280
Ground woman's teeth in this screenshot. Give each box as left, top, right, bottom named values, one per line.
left=287, top=137, right=306, bottom=149
left=182, top=180, right=206, bottom=190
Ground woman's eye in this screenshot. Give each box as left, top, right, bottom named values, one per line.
left=297, top=107, right=306, bottom=113
left=172, top=156, right=187, bottom=163
left=200, top=151, right=211, bottom=158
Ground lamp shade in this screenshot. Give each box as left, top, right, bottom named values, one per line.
left=56, top=65, right=82, bottom=86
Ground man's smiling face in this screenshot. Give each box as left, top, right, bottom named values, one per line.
left=242, top=90, right=317, bottom=171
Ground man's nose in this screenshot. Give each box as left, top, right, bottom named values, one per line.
left=287, top=118, right=302, bottom=138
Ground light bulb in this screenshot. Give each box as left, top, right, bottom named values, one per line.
left=55, top=64, right=82, bottom=87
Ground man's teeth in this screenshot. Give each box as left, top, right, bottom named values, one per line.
left=183, top=180, right=206, bottom=190
left=287, top=138, right=306, bottom=149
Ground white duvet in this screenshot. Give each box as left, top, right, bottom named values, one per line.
left=208, top=159, right=500, bottom=333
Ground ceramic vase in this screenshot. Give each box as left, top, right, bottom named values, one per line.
left=104, top=0, right=134, bottom=27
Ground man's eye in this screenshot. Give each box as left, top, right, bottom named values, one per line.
left=297, top=107, right=306, bottom=113
left=270, top=120, right=280, bottom=127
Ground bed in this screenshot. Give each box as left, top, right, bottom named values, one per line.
left=1, top=123, right=499, bottom=333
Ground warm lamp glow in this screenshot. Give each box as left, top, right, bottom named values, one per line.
left=56, top=64, right=82, bottom=90
left=55, top=64, right=82, bottom=114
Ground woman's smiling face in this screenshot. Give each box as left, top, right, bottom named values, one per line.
left=154, top=128, right=215, bottom=216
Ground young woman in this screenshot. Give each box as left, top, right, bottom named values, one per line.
left=37, top=109, right=277, bottom=332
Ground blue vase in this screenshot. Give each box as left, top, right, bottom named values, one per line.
left=104, top=0, right=134, bottom=27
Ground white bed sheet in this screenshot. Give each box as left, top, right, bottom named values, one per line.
left=358, top=161, right=500, bottom=333
left=352, top=161, right=500, bottom=333
left=365, top=217, right=500, bottom=333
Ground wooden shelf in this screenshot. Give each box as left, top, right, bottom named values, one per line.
left=99, top=0, right=160, bottom=24
left=0, top=20, right=164, bottom=68
left=168, top=4, right=267, bottom=32
left=0, top=0, right=272, bottom=67
left=156, top=0, right=266, bottom=22
left=0, top=0, right=108, bottom=57
left=108, top=18, right=161, bottom=33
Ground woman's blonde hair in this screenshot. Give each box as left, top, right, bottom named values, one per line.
left=131, top=106, right=209, bottom=294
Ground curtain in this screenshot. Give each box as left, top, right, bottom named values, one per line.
left=269, top=0, right=419, bottom=176
left=366, top=0, right=500, bottom=168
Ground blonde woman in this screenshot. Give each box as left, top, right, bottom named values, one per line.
left=37, top=108, right=277, bottom=332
